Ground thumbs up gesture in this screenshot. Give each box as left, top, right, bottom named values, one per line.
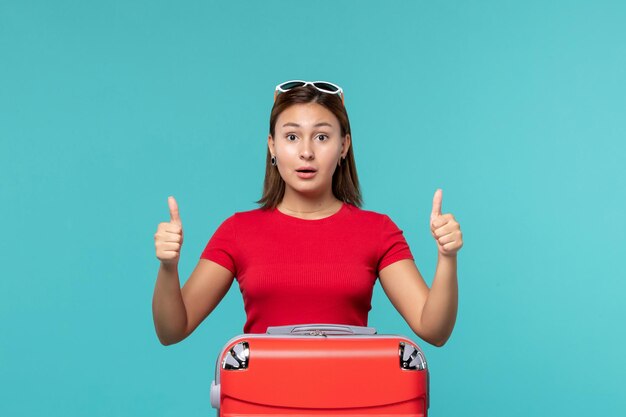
left=430, top=189, right=463, bottom=257
left=154, top=196, right=185, bottom=266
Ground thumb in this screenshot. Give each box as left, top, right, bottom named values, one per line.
left=430, top=188, right=443, bottom=223
left=168, top=196, right=182, bottom=225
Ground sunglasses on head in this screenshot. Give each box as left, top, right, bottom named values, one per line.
left=274, top=80, right=344, bottom=104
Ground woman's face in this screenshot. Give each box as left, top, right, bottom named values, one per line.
left=268, top=102, right=351, bottom=199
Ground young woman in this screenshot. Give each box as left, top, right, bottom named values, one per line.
left=152, top=80, right=463, bottom=346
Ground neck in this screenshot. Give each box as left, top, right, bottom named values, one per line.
left=278, top=189, right=342, bottom=217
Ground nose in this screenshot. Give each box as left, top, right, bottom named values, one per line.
left=299, top=139, right=314, bottom=160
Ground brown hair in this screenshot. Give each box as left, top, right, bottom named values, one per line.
left=256, top=85, right=363, bottom=209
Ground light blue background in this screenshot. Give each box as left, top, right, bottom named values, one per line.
left=1, top=1, right=625, bottom=416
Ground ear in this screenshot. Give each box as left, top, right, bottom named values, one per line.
left=341, top=134, right=351, bottom=158
left=267, top=134, right=276, bottom=155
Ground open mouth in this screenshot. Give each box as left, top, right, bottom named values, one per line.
left=295, top=168, right=317, bottom=179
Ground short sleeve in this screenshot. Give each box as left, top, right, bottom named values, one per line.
left=376, top=215, right=414, bottom=274
left=200, top=215, right=238, bottom=276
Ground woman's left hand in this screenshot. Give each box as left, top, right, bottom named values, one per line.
left=430, top=189, right=463, bottom=257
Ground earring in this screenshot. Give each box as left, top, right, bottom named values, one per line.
left=271, top=155, right=277, bottom=166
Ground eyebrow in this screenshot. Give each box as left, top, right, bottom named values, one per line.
left=282, top=122, right=334, bottom=128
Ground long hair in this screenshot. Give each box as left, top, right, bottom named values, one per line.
left=256, top=85, right=363, bottom=209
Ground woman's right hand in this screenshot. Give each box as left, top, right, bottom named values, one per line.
left=154, top=196, right=184, bottom=266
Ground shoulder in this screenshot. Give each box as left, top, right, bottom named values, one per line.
left=210, top=208, right=272, bottom=241
left=343, top=204, right=393, bottom=226
left=344, top=203, right=388, bottom=218
left=231, top=207, right=268, bottom=218
left=219, top=207, right=273, bottom=228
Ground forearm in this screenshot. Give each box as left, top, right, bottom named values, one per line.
left=152, top=263, right=188, bottom=345
left=419, top=254, right=458, bottom=346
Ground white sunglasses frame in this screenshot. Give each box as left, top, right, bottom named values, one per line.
left=274, top=80, right=345, bottom=104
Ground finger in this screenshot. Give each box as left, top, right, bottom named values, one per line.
left=157, top=222, right=183, bottom=234
left=432, top=213, right=459, bottom=231
left=161, top=231, right=183, bottom=243
left=430, top=189, right=443, bottom=222
left=434, top=225, right=454, bottom=239
left=163, top=224, right=183, bottom=234
left=442, top=241, right=461, bottom=252
left=159, top=250, right=180, bottom=260
left=431, top=216, right=450, bottom=231
left=433, top=219, right=460, bottom=236
left=438, top=233, right=456, bottom=246
left=160, top=242, right=181, bottom=252
left=168, top=196, right=181, bottom=225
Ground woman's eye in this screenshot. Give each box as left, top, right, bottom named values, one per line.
left=317, top=134, right=328, bottom=141
left=287, top=134, right=297, bottom=141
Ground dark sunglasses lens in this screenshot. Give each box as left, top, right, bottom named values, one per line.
left=279, top=81, right=306, bottom=91
left=313, top=82, right=339, bottom=93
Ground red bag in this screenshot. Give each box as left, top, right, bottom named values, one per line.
left=210, top=324, right=429, bottom=416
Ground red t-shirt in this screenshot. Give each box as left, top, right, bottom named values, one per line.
left=200, top=203, right=414, bottom=333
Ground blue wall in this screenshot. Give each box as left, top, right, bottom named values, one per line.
left=1, top=1, right=624, bottom=416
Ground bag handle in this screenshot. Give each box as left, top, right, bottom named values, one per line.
left=266, top=323, right=377, bottom=336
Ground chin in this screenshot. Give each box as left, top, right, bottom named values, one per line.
left=286, top=182, right=324, bottom=196
left=292, top=186, right=322, bottom=196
